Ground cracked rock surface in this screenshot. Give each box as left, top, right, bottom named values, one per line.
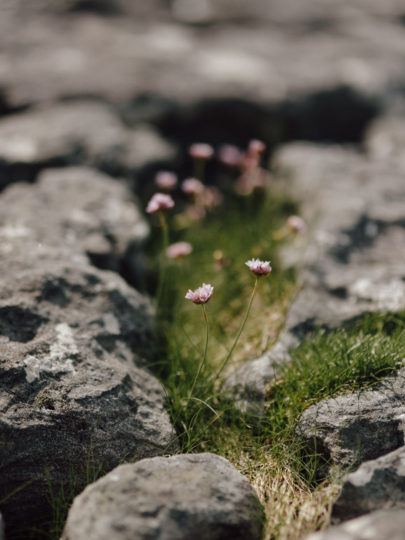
left=332, top=446, right=405, bottom=521
left=0, top=255, right=176, bottom=535
left=296, top=369, right=405, bottom=468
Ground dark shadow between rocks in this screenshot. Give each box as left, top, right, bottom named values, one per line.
left=66, top=0, right=122, bottom=15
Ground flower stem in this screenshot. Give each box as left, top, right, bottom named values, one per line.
left=215, top=277, right=259, bottom=378
left=156, top=212, right=169, bottom=310
left=190, top=304, right=209, bottom=396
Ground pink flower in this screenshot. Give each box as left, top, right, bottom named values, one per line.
left=218, top=144, right=242, bottom=167
left=185, top=283, right=214, bottom=304
left=146, top=193, right=175, bottom=214
left=155, top=171, right=178, bottom=191
left=201, top=186, right=223, bottom=208
left=189, top=143, right=214, bottom=160
left=245, top=258, right=272, bottom=277
left=286, top=215, right=307, bottom=234
left=166, top=241, right=192, bottom=259
left=248, top=139, right=266, bottom=156
left=182, top=178, right=205, bottom=195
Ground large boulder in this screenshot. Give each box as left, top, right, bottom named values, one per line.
left=296, top=369, right=405, bottom=468
left=62, top=453, right=264, bottom=540
left=0, top=253, right=176, bottom=537
left=332, top=445, right=405, bottom=522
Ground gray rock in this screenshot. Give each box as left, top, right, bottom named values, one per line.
left=0, top=102, right=176, bottom=187
left=0, top=166, right=148, bottom=282
left=0, top=5, right=404, bottom=115
left=61, top=453, right=264, bottom=540
left=224, top=340, right=291, bottom=413
left=332, top=446, right=405, bottom=522
left=296, top=369, right=405, bottom=467
left=303, top=509, right=405, bottom=540
left=273, top=142, right=405, bottom=336
left=0, top=255, right=176, bottom=536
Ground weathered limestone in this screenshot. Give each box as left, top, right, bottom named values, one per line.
left=332, top=446, right=405, bottom=521
left=0, top=253, right=176, bottom=535
left=296, top=369, right=405, bottom=467
left=303, top=509, right=405, bottom=540
left=62, top=453, right=264, bottom=540
left=0, top=102, right=176, bottom=188
left=0, top=166, right=149, bottom=282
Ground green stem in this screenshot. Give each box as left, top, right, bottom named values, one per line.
left=189, top=304, right=209, bottom=396
left=156, top=212, right=169, bottom=310
left=193, top=158, right=205, bottom=183
left=215, top=277, right=259, bottom=378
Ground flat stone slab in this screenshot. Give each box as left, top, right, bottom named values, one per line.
left=61, top=453, right=264, bottom=540
left=0, top=101, right=175, bottom=187
left=0, top=166, right=149, bottom=282
left=332, top=445, right=405, bottom=522
left=303, top=509, right=405, bottom=540
left=296, top=369, right=405, bottom=467
left=0, top=254, right=176, bottom=536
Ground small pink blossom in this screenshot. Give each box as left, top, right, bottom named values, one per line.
left=286, top=215, right=307, bottom=234
left=248, top=139, right=266, bottom=155
left=218, top=144, right=242, bottom=167
left=201, top=186, right=223, bottom=208
left=146, top=193, right=175, bottom=214
left=166, top=241, right=192, bottom=259
left=182, top=178, right=205, bottom=195
left=189, top=143, right=214, bottom=160
left=155, top=171, right=178, bottom=191
left=245, top=258, right=272, bottom=277
left=185, top=283, right=214, bottom=304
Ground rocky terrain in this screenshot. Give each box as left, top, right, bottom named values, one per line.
left=0, top=1, right=405, bottom=539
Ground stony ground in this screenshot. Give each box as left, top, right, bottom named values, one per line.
left=0, top=1, right=405, bottom=539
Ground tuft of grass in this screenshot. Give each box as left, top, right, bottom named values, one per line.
left=150, top=189, right=405, bottom=540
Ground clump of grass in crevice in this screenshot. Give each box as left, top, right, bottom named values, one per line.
left=159, top=311, right=405, bottom=539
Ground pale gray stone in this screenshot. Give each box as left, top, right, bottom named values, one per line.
left=332, top=446, right=405, bottom=521
left=296, top=369, right=405, bottom=467
left=303, top=509, right=405, bottom=540
left=62, top=453, right=264, bottom=540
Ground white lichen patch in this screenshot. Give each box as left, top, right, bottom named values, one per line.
left=0, top=224, right=30, bottom=239
left=24, top=323, right=78, bottom=383
left=50, top=323, right=78, bottom=359
left=102, top=313, right=120, bottom=334
left=351, top=277, right=405, bottom=311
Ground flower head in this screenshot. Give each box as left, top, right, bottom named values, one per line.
left=245, top=258, right=272, bottom=277
left=166, top=241, right=192, bottom=259
left=155, top=171, right=178, bottom=191
left=286, top=215, right=307, bottom=234
left=182, top=178, right=205, bottom=196
left=189, top=143, right=214, bottom=160
left=146, top=193, right=175, bottom=214
left=218, top=144, right=242, bottom=167
left=248, top=139, right=266, bottom=156
left=185, top=283, right=214, bottom=304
